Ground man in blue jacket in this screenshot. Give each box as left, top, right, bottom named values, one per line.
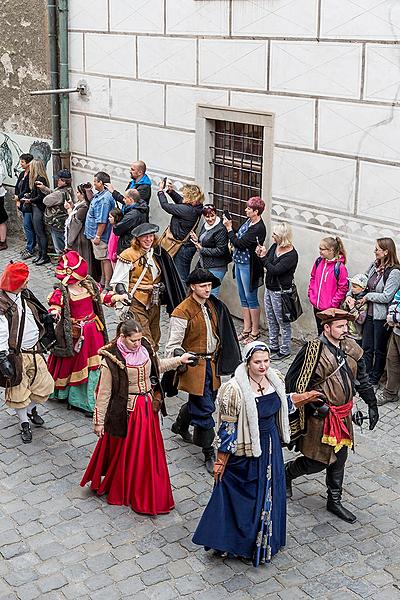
left=106, top=160, right=152, bottom=218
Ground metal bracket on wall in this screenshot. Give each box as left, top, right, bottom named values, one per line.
left=30, top=80, right=87, bottom=97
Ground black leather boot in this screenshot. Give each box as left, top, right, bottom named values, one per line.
left=27, top=406, right=44, bottom=426
left=203, top=448, right=215, bottom=475
left=285, top=458, right=315, bottom=499
left=171, top=403, right=193, bottom=443
left=326, top=455, right=356, bottom=523
left=20, top=422, right=32, bottom=444
left=285, top=462, right=294, bottom=498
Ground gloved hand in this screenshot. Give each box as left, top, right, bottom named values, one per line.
left=291, top=390, right=323, bottom=408
left=0, top=351, right=15, bottom=379
left=368, top=404, right=379, bottom=430
left=213, top=452, right=230, bottom=483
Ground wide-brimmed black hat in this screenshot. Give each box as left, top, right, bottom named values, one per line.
left=131, top=223, right=159, bottom=238
left=186, top=267, right=221, bottom=289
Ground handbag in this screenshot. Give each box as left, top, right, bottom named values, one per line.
left=277, top=277, right=303, bottom=323
left=159, top=218, right=199, bottom=258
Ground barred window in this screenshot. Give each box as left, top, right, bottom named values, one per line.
left=209, top=121, right=263, bottom=228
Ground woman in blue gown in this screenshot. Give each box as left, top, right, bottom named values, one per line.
left=192, top=341, right=320, bottom=567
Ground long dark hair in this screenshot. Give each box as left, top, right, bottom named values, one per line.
left=376, top=237, right=400, bottom=268
left=116, top=319, right=143, bottom=338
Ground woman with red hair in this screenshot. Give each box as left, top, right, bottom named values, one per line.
left=224, top=197, right=266, bottom=343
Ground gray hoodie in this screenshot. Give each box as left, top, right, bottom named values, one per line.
left=364, top=262, right=400, bottom=320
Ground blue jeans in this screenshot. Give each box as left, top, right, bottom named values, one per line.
left=23, top=212, right=36, bottom=253
left=174, top=244, right=196, bottom=283
left=50, top=227, right=65, bottom=254
left=235, top=262, right=259, bottom=309
left=208, top=267, right=227, bottom=298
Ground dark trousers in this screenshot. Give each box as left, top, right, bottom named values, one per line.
left=362, top=315, right=392, bottom=385
left=313, top=307, right=323, bottom=335
left=287, top=447, right=348, bottom=499
left=32, top=205, right=48, bottom=258
left=174, top=402, right=214, bottom=459
left=174, top=244, right=196, bottom=282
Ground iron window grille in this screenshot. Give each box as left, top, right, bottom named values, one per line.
left=209, top=120, right=263, bottom=228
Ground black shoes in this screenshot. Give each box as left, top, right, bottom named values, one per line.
left=27, top=407, right=44, bottom=426
left=285, top=463, right=293, bottom=498
left=204, top=455, right=215, bottom=475
left=270, top=352, right=291, bottom=361
left=36, top=256, right=51, bottom=266
left=171, top=421, right=193, bottom=443
left=20, top=422, right=32, bottom=444
left=327, top=500, right=356, bottom=523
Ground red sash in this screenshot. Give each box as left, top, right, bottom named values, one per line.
left=321, top=400, right=353, bottom=453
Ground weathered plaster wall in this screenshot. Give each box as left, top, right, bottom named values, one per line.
left=0, top=0, right=52, bottom=234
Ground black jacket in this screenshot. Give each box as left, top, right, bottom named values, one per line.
left=158, top=190, right=203, bottom=246
left=228, top=219, right=266, bottom=292
left=28, top=176, right=48, bottom=211
left=112, top=181, right=152, bottom=207
left=113, top=201, right=148, bottom=254
left=15, top=171, right=31, bottom=199
left=196, top=221, right=231, bottom=270
left=261, top=243, right=298, bottom=291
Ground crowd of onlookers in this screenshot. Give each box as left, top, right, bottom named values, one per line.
left=2, top=152, right=400, bottom=406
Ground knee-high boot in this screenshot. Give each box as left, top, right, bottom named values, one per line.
left=285, top=456, right=326, bottom=498
left=326, top=449, right=356, bottom=523
left=171, top=402, right=193, bottom=443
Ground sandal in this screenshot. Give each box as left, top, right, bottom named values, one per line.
left=237, top=330, right=251, bottom=342
left=243, top=332, right=261, bottom=344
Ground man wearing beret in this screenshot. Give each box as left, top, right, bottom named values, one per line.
left=0, top=262, right=54, bottom=443
left=285, top=308, right=379, bottom=523
left=37, top=168, right=73, bottom=256
left=165, top=267, right=241, bottom=473
left=108, top=222, right=186, bottom=350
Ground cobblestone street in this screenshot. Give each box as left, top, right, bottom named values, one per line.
left=1, top=245, right=400, bottom=600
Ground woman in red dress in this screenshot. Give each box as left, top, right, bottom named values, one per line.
left=47, top=251, right=108, bottom=414
left=80, top=319, right=194, bottom=515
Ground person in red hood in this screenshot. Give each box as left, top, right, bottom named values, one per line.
left=308, top=236, right=349, bottom=334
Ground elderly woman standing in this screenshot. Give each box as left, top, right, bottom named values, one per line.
left=256, top=222, right=298, bottom=359
left=359, top=238, right=400, bottom=386
left=157, top=180, right=204, bottom=281
left=190, top=204, right=231, bottom=297
left=192, top=341, right=320, bottom=566
left=223, top=197, right=266, bottom=343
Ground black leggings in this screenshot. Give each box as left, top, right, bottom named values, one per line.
left=32, top=205, right=48, bottom=258
left=362, top=315, right=391, bottom=385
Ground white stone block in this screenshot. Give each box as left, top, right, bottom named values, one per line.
left=321, top=0, right=400, bottom=40
left=70, top=73, right=110, bottom=117
left=199, top=40, right=267, bottom=90
left=110, top=0, right=164, bottom=33
left=232, top=0, right=318, bottom=37
left=166, top=86, right=229, bottom=129
left=230, top=92, right=315, bottom=148
left=358, top=162, right=400, bottom=223
left=319, top=100, right=400, bottom=163
left=166, top=0, right=229, bottom=35
left=86, top=116, right=137, bottom=163
left=139, top=126, right=195, bottom=178
left=272, top=147, right=356, bottom=212
left=70, top=113, right=86, bottom=154
left=69, top=33, right=83, bottom=71
left=365, top=44, right=400, bottom=102
left=110, top=79, right=164, bottom=125
left=138, top=37, right=196, bottom=85
left=85, top=33, right=136, bottom=77
left=69, top=0, right=108, bottom=31
left=270, top=41, right=362, bottom=99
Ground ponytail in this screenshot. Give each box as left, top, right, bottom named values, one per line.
left=322, top=236, right=347, bottom=264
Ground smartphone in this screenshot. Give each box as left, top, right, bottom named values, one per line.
left=223, top=209, right=232, bottom=220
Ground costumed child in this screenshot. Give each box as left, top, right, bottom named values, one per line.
left=80, top=318, right=195, bottom=515
left=47, top=251, right=108, bottom=414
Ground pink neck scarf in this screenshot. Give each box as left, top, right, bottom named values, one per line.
left=116, top=337, right=149, bottom=367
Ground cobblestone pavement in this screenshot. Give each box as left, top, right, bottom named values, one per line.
left=1, top=244, right=400, bottom=600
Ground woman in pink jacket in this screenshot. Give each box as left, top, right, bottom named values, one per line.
left=308, top=236, right=349, bottom=333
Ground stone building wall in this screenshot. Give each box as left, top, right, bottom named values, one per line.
left=68, top=0, right=400, bottom=332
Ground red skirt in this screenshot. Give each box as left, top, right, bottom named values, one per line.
left=80, top=395, right=174, bottom=515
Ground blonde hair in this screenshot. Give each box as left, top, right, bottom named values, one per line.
left=273, top=222, right=293, bottom=247
left=321, top=236, right=347, bottom=264
left=182, top=184, right=204, bottom=206
left=131, top=235, right=160, bottom=251
left=29, top=158, right=49, bottom=190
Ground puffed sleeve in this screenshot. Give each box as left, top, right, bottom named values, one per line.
left=47, top=288, right=63, bottom=315
left=93, top=360, right=112, bottom=427
left=214, top=381, right=241, bottom=454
